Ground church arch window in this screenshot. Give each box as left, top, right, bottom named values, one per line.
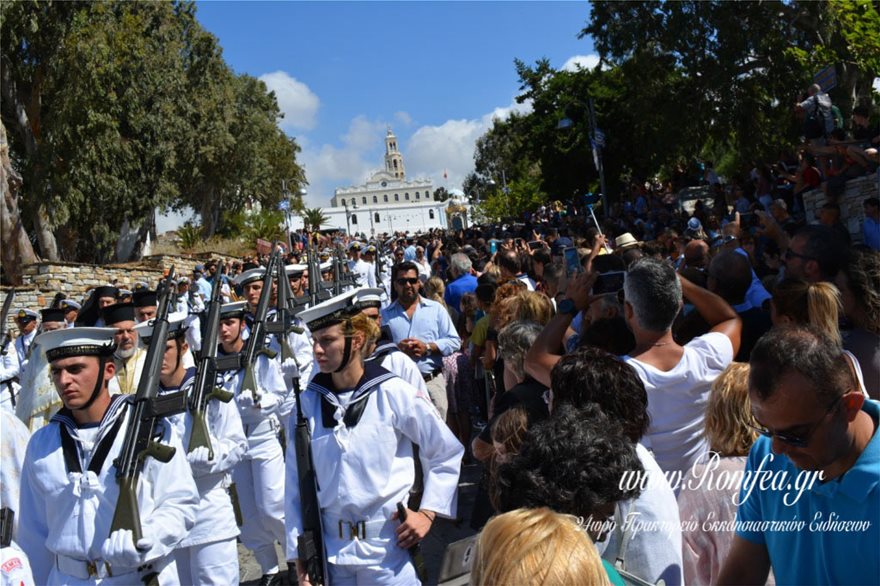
left=394, top=194, right=399, bottom=201
left=373, top=195, right=378, bottom=204
left=429, top=209, right=435, bottom=219
left=351, top=214, right=358, bottom=225
left=362, top=197, right=367, bottom=205
left=374, top=212, right=380, bottom=223
left=384, top=194, right=388, bottom=202
left=350, top=198, right=356, bottom=206
left=405, top=193, right=410, bottom=201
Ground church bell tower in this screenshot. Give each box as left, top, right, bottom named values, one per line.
left=384, top=128, right=405, bottom=180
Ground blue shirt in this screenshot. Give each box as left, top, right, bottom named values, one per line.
left=444, top=273, right=478, bottom=312
left=381, top=297, right=461, bottom=374
left=864, top=217, right=880, bottom=251
left=735, top=400, right=880, bottom=585
left=734, top=247, right=771, bottom=310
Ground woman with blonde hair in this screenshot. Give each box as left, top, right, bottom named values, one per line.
left=770, top=277, right=842, bottom=345
left=771, top=277, right=869, bottom=396
left=677, top=363, right=774, bottom=586
left=472, top=507, right=609, bottom=586
left=287, top=290, right=464, bottom=585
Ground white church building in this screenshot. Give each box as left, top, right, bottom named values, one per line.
left=291, top=129, right=470, bottom=235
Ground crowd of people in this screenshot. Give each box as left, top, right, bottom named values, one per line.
left=0, top=96, right=878, bottom=586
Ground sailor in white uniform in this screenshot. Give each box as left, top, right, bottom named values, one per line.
left=215, top=302, right=289, bottom=585
left=347, top=242, right=377, bottom=289
left=135, top=316, right=247, bottom=586
left=3, top=309, right=40, bottom=410
left=1, top=409, right=36, bottom=586
left=17, top=327, right=198, bottom=585
left=286, top=290, right=463, bottom=585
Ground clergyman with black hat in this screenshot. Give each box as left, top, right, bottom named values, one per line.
left=16, top=327, right=198, bottom=584
left=102, top=303, right=145, bottom=395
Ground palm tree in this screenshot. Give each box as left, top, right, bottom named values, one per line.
left=303, top=207, right=330, bottom=231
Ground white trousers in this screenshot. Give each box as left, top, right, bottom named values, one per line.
left=232, top=447, right=286, bottom=573
left=329, top=555, right=419, bottom=586
left=174, top=538, right=239, bottom=586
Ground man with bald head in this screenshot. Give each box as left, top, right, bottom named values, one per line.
left=683, top=239, right=710, bottom=271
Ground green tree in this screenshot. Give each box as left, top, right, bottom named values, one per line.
left=302, top=208, right=329, bottom=232
left=1, top=0, right=306, bottom=262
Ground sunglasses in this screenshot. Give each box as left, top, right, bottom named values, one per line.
left=396, top=278, right=419, bottom=286
left=748, top=395, right=843, bottom=448
left=784, top=249, right=814, bottom=262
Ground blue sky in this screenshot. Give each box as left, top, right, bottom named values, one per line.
left=165, top=1, right=597, bottom=224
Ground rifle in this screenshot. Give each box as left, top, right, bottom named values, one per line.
left=333, top=246, right=359, bottom=295
left=0, top=289, right=14, bottom=357
left=187, top=261, right=234, bottom=458
left=240, top=250, right=280, bottom=403
left=0, top=508, right=12, bottom=548
left=110, top=268, right=188, bottom=547
left=304, top=236, right=332, bottom=308
left=292, top=376, right=327, bottom=586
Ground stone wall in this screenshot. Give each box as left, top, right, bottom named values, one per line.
left=802, top=173, right=879, bottom=243
left=1, top=251, right=239, bottom=336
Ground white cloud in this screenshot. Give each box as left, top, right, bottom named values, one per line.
left=299, top=116, right=387, bottom=207
left=259, top=70, right=320, bottom=131
left=405, top=98, right=533, bottom=192
left=561, top=54, right=601, bottom=72
left=394, top=111, right=413, bottom=126
left=299, top=99, right=534, bottom=207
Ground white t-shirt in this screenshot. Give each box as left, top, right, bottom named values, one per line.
left=624, top=332, right=733, bottom=477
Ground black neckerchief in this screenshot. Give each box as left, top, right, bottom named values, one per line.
left=308, top=361, right=396, bottom=429
left=53, top=394, right=130, bottom=475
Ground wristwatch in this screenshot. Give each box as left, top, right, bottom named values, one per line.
left=557, top=298, right=578, bottom=315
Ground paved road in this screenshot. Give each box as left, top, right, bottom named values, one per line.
left=240, top=460, right=482, bottom=585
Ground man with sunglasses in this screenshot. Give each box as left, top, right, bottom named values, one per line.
left=783, top=225, right=848, bottom=284
left=718, top=326, right=879, bottom=585
left=381, top=262, right=460, bottom=421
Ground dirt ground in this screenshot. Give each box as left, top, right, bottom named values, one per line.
left=239, top=460, right=482, bottom=585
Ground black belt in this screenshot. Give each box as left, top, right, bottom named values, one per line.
left=422, top=369, right=442, bottom=383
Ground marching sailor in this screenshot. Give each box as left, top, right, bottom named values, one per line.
left=286, top=290, right=463, bottom=585
left=17, top=327, right=198, bottom=584
left=216, top=301, right=289, bottom=586
left=135, top=316, right=247, bottom=585
left=60, top=299, right=81, bottom=329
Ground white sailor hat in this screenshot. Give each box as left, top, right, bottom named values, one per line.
left=38, top=327, right=117, bottom=362
left=319, top=261, right=333, bottom=272
left=176, top=277, right=191, bottom=286
left=220, top=301, right=247, bottom=319
left=352, top=287, right=385, bottom=310
left=298, top=289, right=362, bottom=332
left=133, top=312, right=189, bottom=343
left=15, top=308, right=39, bottom=321
left=347, top=241, right=363, bottom=252
left=60, top=299, right=82, bottom=311
left=118, top=289, right=133, bottom=297
left=285, top=264, right=308, bottom=277
left=133, top=281, right=150, bottom=292
left=234, top=267, right=265, bottom=287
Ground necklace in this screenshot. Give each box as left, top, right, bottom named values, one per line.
left=652, top=341, right=670, bottom=347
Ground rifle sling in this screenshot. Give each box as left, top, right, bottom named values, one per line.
left=59, top=414, right=125, bottom=475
